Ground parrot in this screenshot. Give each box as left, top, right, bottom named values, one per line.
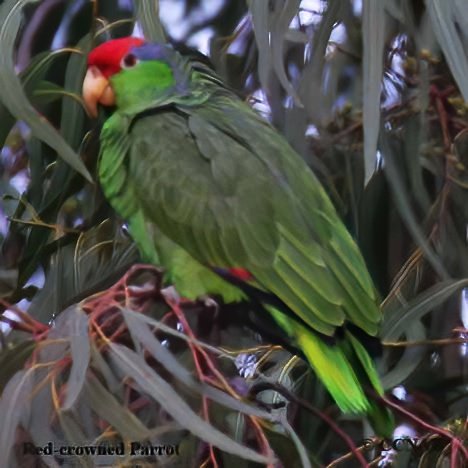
left=82, top=37, right=393, bottom=436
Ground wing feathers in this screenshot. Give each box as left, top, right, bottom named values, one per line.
left=324, top=253, right=379, bottom=334
left=128, top=104, right=380, bottom=339
left=277, top=228, right=343, bottom=306
left=255, top=270, right=336, bottom=336
left=275, top=257, right=344, bottom=326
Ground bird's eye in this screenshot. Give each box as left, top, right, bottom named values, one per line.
left=121, top=53, right=139, bottom=69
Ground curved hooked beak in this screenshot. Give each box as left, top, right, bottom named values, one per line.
left=82, top=66, right=116, bottom=118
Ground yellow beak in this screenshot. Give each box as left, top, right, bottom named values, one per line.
left=82, top=66, right=116, bottom=118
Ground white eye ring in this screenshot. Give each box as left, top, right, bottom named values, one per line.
left=120, top=53, right=139, bottom=69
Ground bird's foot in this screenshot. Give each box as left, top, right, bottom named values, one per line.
left=199, top=295, right=219, bottom=313
left=161, top=285, right=181, bottom=305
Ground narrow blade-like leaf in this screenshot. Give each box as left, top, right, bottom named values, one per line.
left=63, top=309, right=90, bottom=410
left=427, top=0, right=468, bottom=102
left=0, top=370, right=34, bottom=467
left=135, top=0, right=165, bottom=42
left=382, top=279, right=468, bottom=340
left=362, top=0, right=385, bottom=184
left=0, top=0, right=92, bottom=181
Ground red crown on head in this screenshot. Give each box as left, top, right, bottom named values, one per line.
left=87, top=37, right=145, bottom=78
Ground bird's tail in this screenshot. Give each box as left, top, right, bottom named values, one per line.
left=336, top=329, right=394, bottom=437
left=269, top=307, right=394, bottom=437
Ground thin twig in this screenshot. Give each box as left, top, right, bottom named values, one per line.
left=383, top=337, right=468, bottom=348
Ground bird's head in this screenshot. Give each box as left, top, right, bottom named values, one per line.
left=82, top=37, right=192, bottom=117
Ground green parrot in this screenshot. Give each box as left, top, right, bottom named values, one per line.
left=83, top=37, right=393, bottom=435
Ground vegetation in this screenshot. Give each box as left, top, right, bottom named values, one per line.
left=0, top=0, right=467, bottom=466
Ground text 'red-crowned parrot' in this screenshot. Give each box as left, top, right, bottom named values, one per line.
left=82, top=37, right=393, bottom=435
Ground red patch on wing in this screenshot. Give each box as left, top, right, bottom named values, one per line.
left=228, top=268, right=253, bottom=281
left=88, top=37, right=145, bottom=78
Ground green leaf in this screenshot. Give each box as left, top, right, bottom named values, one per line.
left=382, top=279, right=468, bottom=340
left=247, top=0, right=272, bottom=97
left=299, top=0, right=343, bottom=123
left=57, top=412, right=93, bottom=468
left=62, top=309, right=90, bottom=410
left=32, top=81, right=69, bottom=105
left=28, top=220, right=137, bottom=321
left=380, top=131, right=449, bottom=279
left=0, top=370, right=34, bottom=467
left=453, top=0, right=468, bottom=31
left=60, top=34, right=92, bottom=150
left=134, top=0, right=165, bottom=42
left=83, top=375, right=151, bottom=440
left=277, top=409, right=312, bottom=468
left=381, top=321, right=426, bottom=389
left=0, top=340, right=35, bottom=392
left=0, top=0, right=92, bottom=181
left=383, top=0, right=405, bottom=23
left=0, top=49, right=75, bottom=149
left=0, top=268, right=18, bottom=298
left=427, top=0, right=468, bottom=102
left=362, top=0, right=386, bottom=184
left=270, top=0, right=302, bottom=106
left=401, top=116, right=431, bottom=212
left=27, top=369, right=57, bottom=448
left=89, top=343, right=121, bottom=392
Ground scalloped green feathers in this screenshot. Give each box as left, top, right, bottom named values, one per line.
left=96, top=45, right=393, bottom=436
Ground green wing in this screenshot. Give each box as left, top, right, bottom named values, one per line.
left=127, top=96, right=380, bottom=337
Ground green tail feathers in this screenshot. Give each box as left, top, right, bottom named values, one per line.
left=269, top=306, right=393, bottom=437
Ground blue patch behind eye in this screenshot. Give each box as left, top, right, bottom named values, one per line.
left=131, top=43, right=173, bottom=61
left=130, top=43, right=190, bottom=95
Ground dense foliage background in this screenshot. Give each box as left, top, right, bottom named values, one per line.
left=0, top=0, right=467, bottom=466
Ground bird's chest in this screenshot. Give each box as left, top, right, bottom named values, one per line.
left=98, top=122, right=138, bottom=219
